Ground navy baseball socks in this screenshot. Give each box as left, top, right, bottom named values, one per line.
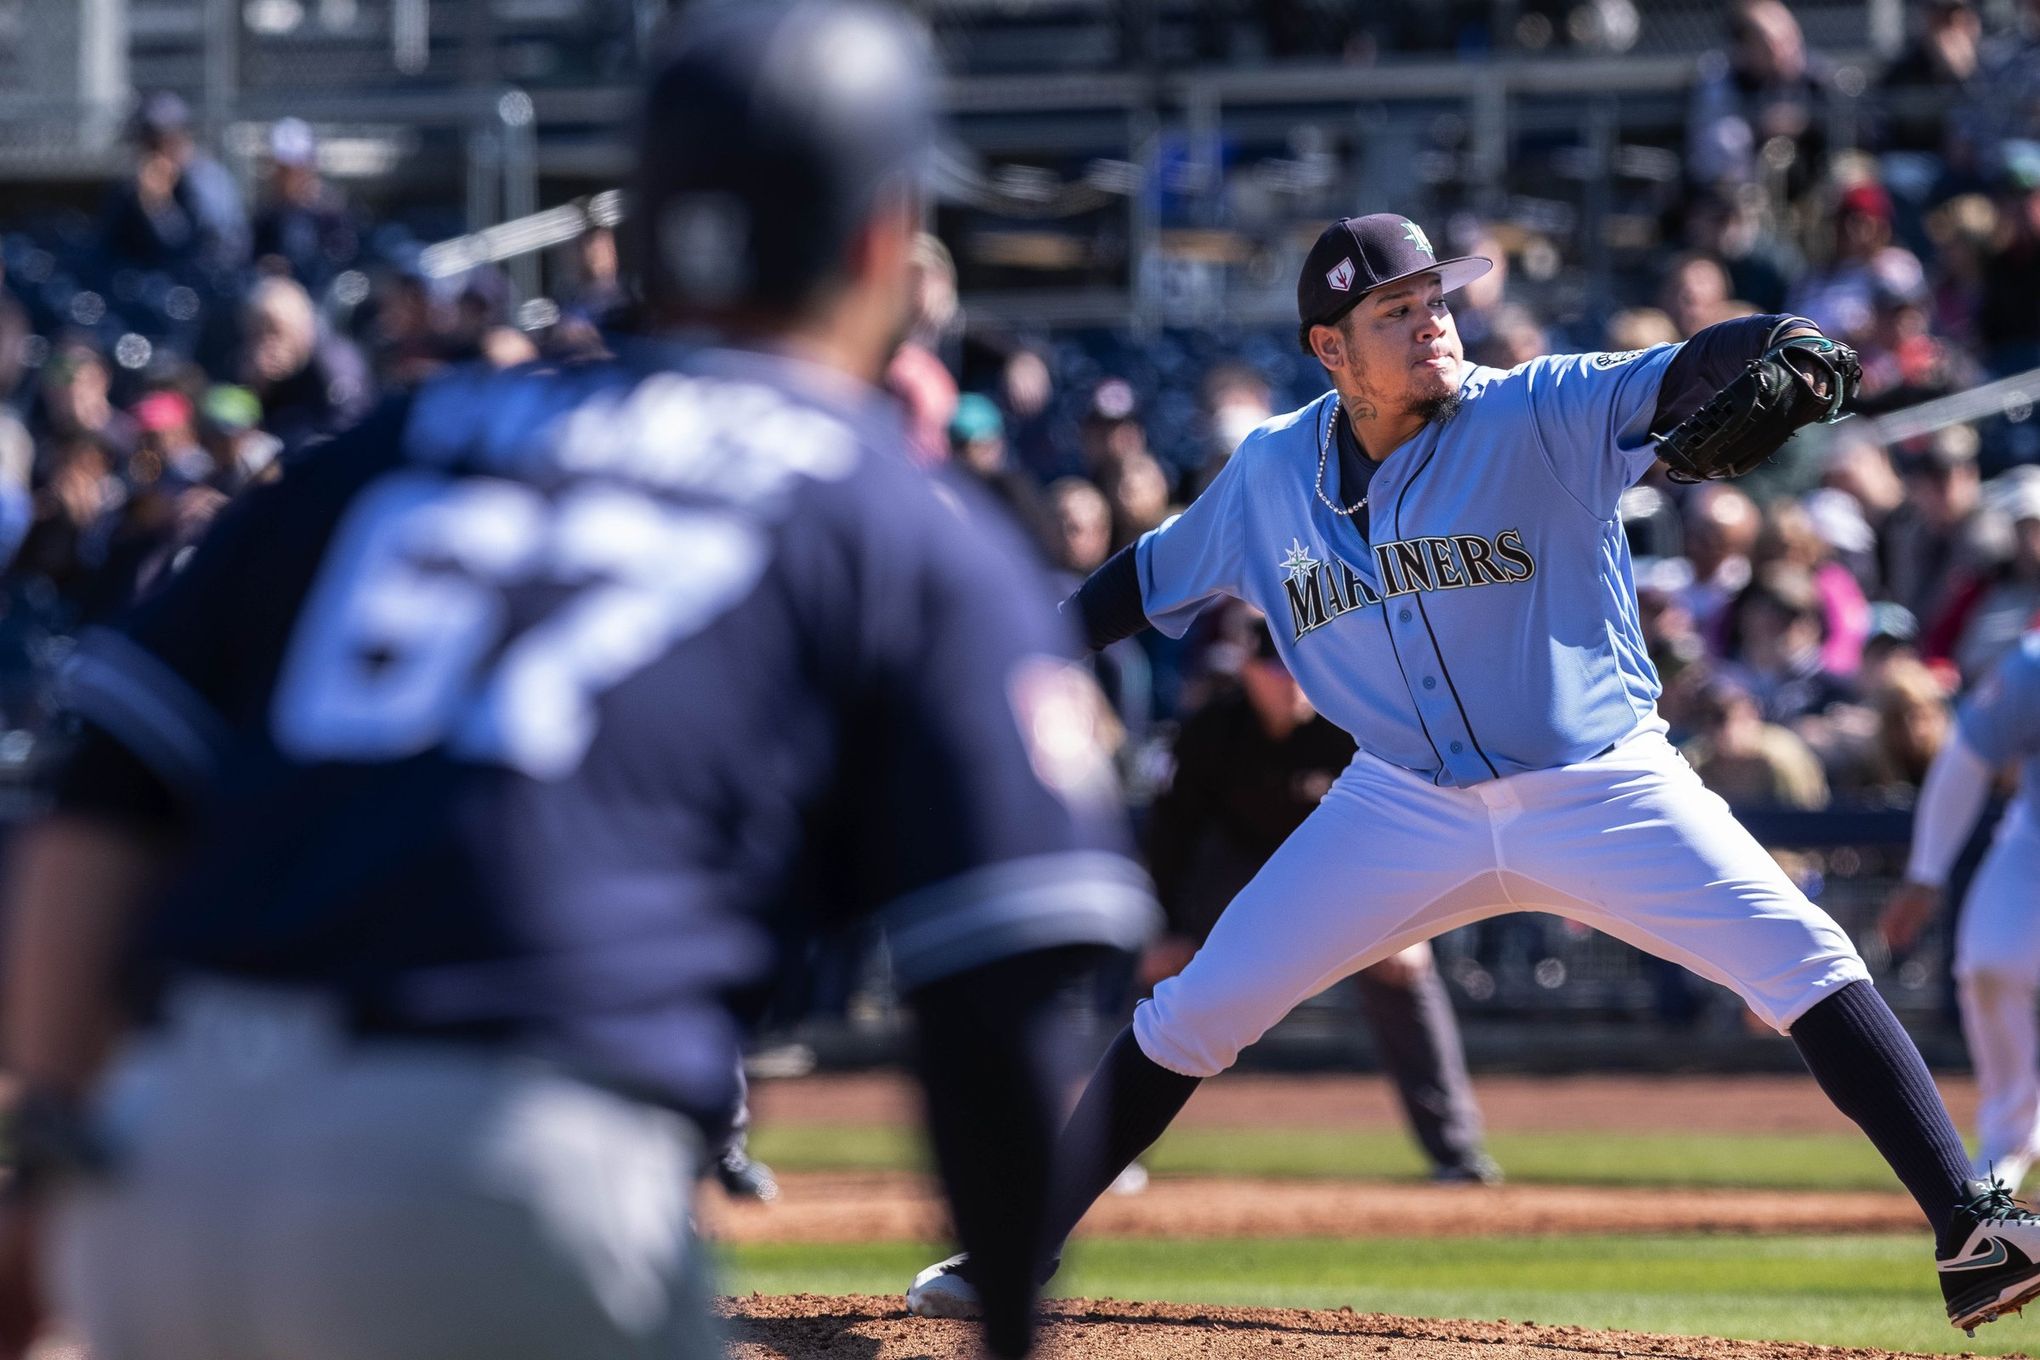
left=1790, top=978, right=2040, bottom=1331
left=914, top=985, right=2040, bottom=1332
left=908, top=1025, right=1201, bottom=1319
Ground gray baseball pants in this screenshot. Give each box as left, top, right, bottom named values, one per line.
left=46, top=980, right=718, bottom=1360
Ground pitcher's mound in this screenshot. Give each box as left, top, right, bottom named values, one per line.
left=718, top=1294, right=1961, bottom=1359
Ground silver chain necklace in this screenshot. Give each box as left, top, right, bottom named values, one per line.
left=1313, top=395, right=1367, bottom=517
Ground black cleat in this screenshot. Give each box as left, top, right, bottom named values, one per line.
left=1940, top=1178, right=2040, bottom=1334
left=1431, top=1153, right=1504, bottom=1186
left=714, top=1147, right=780, bottom=1203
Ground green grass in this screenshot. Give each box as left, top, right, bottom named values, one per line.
left=718, top=1235, right=2036, bottom=1356
left=749, top=1124, right=1906, bottom=1191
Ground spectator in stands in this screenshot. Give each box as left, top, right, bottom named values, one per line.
left=1978, top=152, right=2040, bottom=370
left=561, top=224, right=625, bottom=331
left=366, top=260, right=452, bottom=389
left=1854, top=259, right=1980, bottom=413
left=1965, top=0, right=2040, bottom=160
left=1638, top=575, right=1711, bottom=740
left=1931, top=474, right=2040, bottom=682
left=1882, top=0, right=1985, bottom=153
left=1679, top=184, right=1797, bottom=313
left=1439, top=218, right=1511, bottom=358
left=28, top=342, right=135, bottom=468
left=1755, top=498, right=1871, bottom=678
left=129, top=389, right=214, bottom=490
left=1721, top=563, right=1857, bottom=727
left=15, top=434, right=120, bottom=607
left=1685, top=0, right=1832, bottom=194
left=101, top=91, right=248, bottom=277
left=239, top=275, right=372, bottom=455
left=1682, top=672, right=1830, bottom=809
left=1661, top=253, right=1740, bottom=338
left=198, top=385, right=282, bottom=491
left=951, top=393, right=1055, bottom=562
left=1078, top=378, right=1153, bottom=481
left=1927, top=193, right=1998, bottom=349
left=1048, top=476, right=1113, bottom=577
left=1676, top=483, right=1760, bottom=648
left=1846, top=657, right=1955, bottom=802
left=1604, top=308, right=1681, bottom=351
left=1787, top=180, right=1925, bottom=345
left=1467, top=303, right=1549, bottom=369
left=885, top=233, right=960, bottom=464
left=1821, top=432, right=1906, bottom=591
left=1099, top=449, right=1172, bottom=553
left=1883, top=424, right=1989, bottom=626
left=251, top=118, right=359, bottom=292
left=1801, top=485, right=1881, bottom=597
left=1201, top=362, right=1274, bottom=482
left=439, top=268, right=525, bottom=369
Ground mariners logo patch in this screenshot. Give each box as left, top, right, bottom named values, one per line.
left=1325, top=258, right=1356, bottom=292
left=1280, top=537, right=1321, bottom=582
left=1402, top=221, right=1434, bottom=256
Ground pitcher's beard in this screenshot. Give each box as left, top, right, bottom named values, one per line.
left=1413, top=391, right=1463, bottom=426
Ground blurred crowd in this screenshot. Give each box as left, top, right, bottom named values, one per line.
left=922, top=0, right=2040, bottom=821
left=0, top=0, right=2037, bottom=833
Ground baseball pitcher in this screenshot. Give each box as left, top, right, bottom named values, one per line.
left=909, top=211, right=2040, bottom=1336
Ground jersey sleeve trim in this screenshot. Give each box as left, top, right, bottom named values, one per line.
left=59, top=627, right=231, bottom=792
left=883, top=850, right=1159, bottom=990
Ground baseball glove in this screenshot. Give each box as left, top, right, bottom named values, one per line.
left=1652, top=334, right=1861, bottom=484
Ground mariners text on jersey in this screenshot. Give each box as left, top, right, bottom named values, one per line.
left=1279, top=530, right=1536, bottom=641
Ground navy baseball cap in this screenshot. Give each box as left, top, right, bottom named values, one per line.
left=629, top=1, right=936, bottom=314
left=1297, top=214, right=1493, bottom=333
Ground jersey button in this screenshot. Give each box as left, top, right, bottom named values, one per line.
left=1423, top=676, right=1437, bottom=690
left=1450, top=740, right=1464, bottom=754
left=1398, top=608, right=1413, bottom=622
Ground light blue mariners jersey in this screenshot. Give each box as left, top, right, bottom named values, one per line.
left=1959, top=630, right=2040, bottom=813
left=1136, top=345, right=1681, bottom=787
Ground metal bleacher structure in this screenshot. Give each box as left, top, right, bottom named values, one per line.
left=0, top=1, right=2029, bottom=1066
left=0, top=0, right=1922, bottom=316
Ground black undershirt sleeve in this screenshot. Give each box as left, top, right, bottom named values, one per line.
left=1064, top=543, right=1148, bottom=653
left=1652, top=313, right=1809, bottom=432
left=908, top=944, right=1114, bottom=1359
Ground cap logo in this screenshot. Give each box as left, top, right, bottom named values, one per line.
left=1402, top=221, right=1434, bottom=256
left=1325, top=258, right=1356, bottom=292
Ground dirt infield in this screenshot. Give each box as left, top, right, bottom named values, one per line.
left=719, top=1294, right=1959, bottom=1360
left=699, top=1172, right=1920, bottom=1243
left=751, top=1072, right=1983, bottom=1136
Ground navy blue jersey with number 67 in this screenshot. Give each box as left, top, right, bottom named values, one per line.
left=57, top=342, right=1156, bottom=1125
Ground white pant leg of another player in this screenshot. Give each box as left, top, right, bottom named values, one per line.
left=46, top=979, right=716, bottom=1360
left=1133, top=750, right=1522, bottom=1080
left=1479, top=726, right=1870, bottom=1035
left=1953, top=807, right=2040, bottom=1188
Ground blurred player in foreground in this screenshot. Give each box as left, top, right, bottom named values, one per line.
left=0, top=5, right=1152, bottom=1358
left=1885, top=627, right=2040, bottom=1192
left=908, top=211, right=2040, bottom=1336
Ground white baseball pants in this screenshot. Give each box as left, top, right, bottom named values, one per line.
left=47, top=981, right=718, bottom=1360
left=1133, top=724, right=1871, bottom=1078
left=1952, top=803, right=2040, bottom=1174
